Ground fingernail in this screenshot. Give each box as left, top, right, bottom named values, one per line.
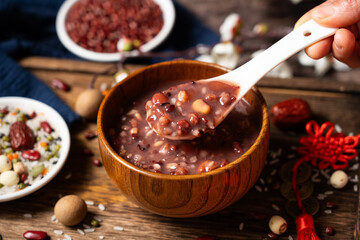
left=313, top=3, right=335, bottom=19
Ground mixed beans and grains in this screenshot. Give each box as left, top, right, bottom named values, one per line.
left=0, top=106, right=61, bottom=195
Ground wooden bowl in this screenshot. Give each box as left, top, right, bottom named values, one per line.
left=97, top=60, right=270, bottom=218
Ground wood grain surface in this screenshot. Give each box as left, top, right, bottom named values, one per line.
left=1, top=0, right=360, bottom=239
left=0, top=55, right=358, bottom=240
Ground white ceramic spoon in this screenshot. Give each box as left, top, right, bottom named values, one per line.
left=147, top=20, right=337, bottom=140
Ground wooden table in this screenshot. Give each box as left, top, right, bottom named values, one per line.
left=0, top=56, right=358, bottom=240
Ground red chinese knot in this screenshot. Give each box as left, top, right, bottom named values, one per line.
left=292, top=121, right=359, bottom=240
left=297, top=120, right=360, bottom=170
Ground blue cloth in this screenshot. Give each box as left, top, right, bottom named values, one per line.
left=0, top=0, right=220, bottom=126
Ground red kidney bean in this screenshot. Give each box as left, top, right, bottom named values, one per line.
left=40, top=121, right=52, bottom=134
left=29, top=112, right=37, bottom=119
left=23, top=231, right=48, bottom=240
left=84, top=130, right=97, bottom=140
left=152, top=93, right=169, bottom=105
left=65, top=0, right=164, bottom=53
left=188, top=113, right=200, bottom=125
left=21, top=150, right=41, bottom=161
left=233, top=141, right=243, bottom=153
left=253, top=213, right=267, bottom=220
left=21, top=173, right=28, bottom=182
left=267, top=232, right=278, bottom=239
left=219, top=159, right=229, bottom=167
left=0, top=107, right=9, bottom=115
left=198, top=160, right=219, bottom=173
left=164, top=104, right=175, bottom=112
left=325, top=201, right=336, bottom=209
left=92, top=159, right=102, bottom=166
left=51, top=78, right=70, bottom=91
left=83, top=148, right=94, bottom=156
left=196, top=236, right=216, bottom=240
left=174, top=166, right=188, bottom=175
left=326, top=226, right=334, bottom=236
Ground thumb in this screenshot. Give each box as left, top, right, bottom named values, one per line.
left=311, top=0, right=360, bottom=27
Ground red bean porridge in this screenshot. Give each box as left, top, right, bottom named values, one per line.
left=146, top=81, right=239, bottom=139
left=110, top=81, right=261, bottom=175
left=65, top=0, right=164, bottom=53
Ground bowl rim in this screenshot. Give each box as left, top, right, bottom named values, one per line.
left=98, top=60, right=269, bottom=180
left=0, top=97, right=71, bottom=202
left=56, top=0, right=176, bottom=62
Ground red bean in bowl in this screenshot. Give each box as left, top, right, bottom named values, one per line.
left=65, top=0, right=164, bottom=53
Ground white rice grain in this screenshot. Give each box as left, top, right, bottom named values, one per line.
left=64, top=234, right=72, bottom=240
left=349, top=163, right=359, bottom=171
left=85, top=200, right=95, bottom=206
left=23, top=213, right=32, bottom=218
left=51, top=215, right=57, bottom=221
left=77, top=229, right=85, bottom=236
left=239, top=222, right=244, bottom=231
left=255, top=185, right=262, bottom=192
left=269, top=159, right=280, bottom=165
left=324, top=209, right=332, bottom=214
left=270, top=169, right=277, bottom=176
left=272, top=204, right=280, bottom=211
left=113, top=226, right=124, bottom=231
left=83, top=224, right=91, bottom=229
left=54, top=230, right=63, bottom=235
left=335, top=124, right=342, bottom=133
left=94, top=216, right=103, bottom=222
left=354, top=184, right=358, bottom=192
left=259, top=178, right=265, bottom=185
left=99, top=236, right=105, bottom=239
left=288, top=235, right=294, bottom=240
left=84, top=228, right=95, bottom=233
left=324, top=191, right=334, bottom=195
left=98, top=203, right=106, bottom=211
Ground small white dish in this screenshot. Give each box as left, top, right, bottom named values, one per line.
left=56, top=0, right=176, bottom=62
left=0, top=97, right=70, bottom=202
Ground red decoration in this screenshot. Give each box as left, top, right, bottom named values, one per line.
left=292, top=121, right=360, bottom=239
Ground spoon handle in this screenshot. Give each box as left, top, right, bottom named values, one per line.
left=211, top=20, right=337, bottom=98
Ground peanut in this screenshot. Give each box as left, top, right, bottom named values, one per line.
left=177, top=90, right=189, bottom=102
left=192, top=99, right=211, bottom=114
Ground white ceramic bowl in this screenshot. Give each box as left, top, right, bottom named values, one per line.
left=0, top=97, right=70, bottom=202
left=56, top=0, right=176, bottom=62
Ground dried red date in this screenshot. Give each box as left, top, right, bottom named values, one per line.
left=22, top=150, right=41, bottom=161
left=51, top=78, right=70, bottom=91
left=40, top=121, right=52, bottom=134
left=270, top=98, right=311, bottom=130
left=9, top=121, right=35, bottom=151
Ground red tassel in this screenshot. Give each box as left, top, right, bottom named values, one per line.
left=295, top=213, right=321, bottom=240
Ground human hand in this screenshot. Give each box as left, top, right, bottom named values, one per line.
left=295, top=0, right=360, bottom=68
